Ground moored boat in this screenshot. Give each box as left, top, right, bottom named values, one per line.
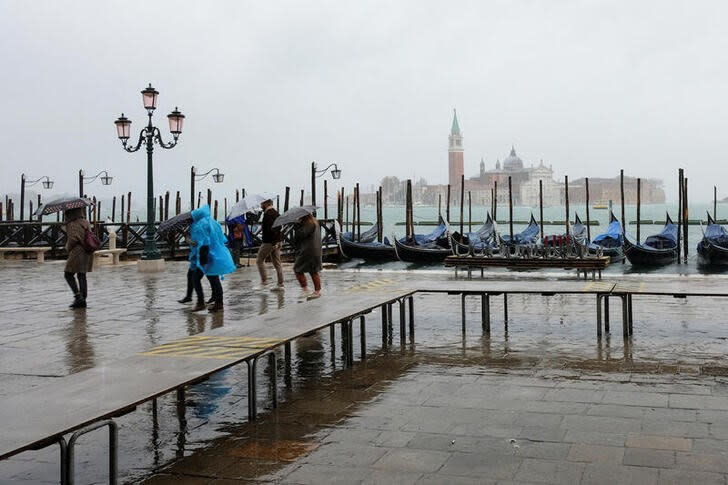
left=451, top=212, right=497, bottom=255
left=393, top=218, right=452, bottom=263
left=338, top=224, right=397, bottom=262
left=697, top=213, right=728, bottom=266
left=623, top=213, right=678, bottom=266
left=588, top=211, right=624, bottom=262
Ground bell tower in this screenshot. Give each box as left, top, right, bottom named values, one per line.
left=448, top=109, right=464, bottom=188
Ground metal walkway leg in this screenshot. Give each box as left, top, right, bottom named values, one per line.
left=596, top=294, right=602, bottom=337
left=620, top=295, right=629, bottom=338
left=399, top=299, right=406, bottom=341
left=408, top=296, right=414, bottom=338
left=503, top=293, right=508, bottom=323
left=66, top=420, right=118, bottom=485
left=268, top=353, right=277, bottom=408
left=246, top=357, right=259, bottom=420
left=360, top=315, right=366, bottom=359
left=481, top=293, right=490, bottom=334
left=461, top=293, right=466, bottom=332
left=604, top=296, right=610, bottom=333
left=628, top=295, right=634, bottom=335
left=381, top=304, right=388, bottom=343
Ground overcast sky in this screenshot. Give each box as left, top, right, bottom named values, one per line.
left=1, top=0, right=726, bottom=205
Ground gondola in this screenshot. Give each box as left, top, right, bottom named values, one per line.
left=697, top=213, right=728, bottom=265
left=623, top=213, right=678, bottom=266
left=451, top=212, right=497, bottom=255
left=499, top=214, right=540, bottom=248
left=542, top=213, right=587, bottom=247
left=393, top=218, right=452, bottom=263
left=338, top=223, right=397, bottom=262
left=588, top=211, right=624, bottom=262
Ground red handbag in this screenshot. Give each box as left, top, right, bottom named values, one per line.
left=83, top=226, right=101, bottom=253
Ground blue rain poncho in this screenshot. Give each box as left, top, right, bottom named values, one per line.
left=189, top=205, right=237, bottom=276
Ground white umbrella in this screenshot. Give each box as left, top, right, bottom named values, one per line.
left=227, top=193, right=275, bottom=220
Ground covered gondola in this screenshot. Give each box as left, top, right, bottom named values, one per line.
left=451, top=212, right=497, bottom=255
left=338, top=224, right=397, bottom=262
left=588, top=211, right=624, bottom=262
left=623, top=213, right=678, bottom=266
left=499, top=214, right=540, bottom=248
left=393, top=218, right=452, bottom=263
left=697, top=213, right=728, bottom=265
left=542, top=213, right=588, bottom=247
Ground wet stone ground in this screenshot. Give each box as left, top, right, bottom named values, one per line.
left=2, top=261, right=728, bottom=484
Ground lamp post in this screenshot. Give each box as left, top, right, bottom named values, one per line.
left=79, top=170, right=113, bottom=197
left=311, top=162, right=342, bottom=216
left=20, top=174, right=53, bottom=220
left=114, top=84, right=184, bottom=263
left=190, top=166, right=225, bottom=211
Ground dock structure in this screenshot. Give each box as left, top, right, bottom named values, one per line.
left=3, top=275, right=728, bottom=483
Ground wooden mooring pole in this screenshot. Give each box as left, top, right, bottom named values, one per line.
left=677, top=169, right=683, bottom=263
left=683, top=177, right=688, bottom=263
left=459, top=174, right=465, bottom=236
left=508, top=176, right=513, bottom=241
left=585, top=178, right=591, bottom=241
left=356, top=182, right=361, bottom=242
left=493, top=181, right=498, bottom=222
left=468, top=191, right=472, bottom=233
left=564, top=175, right=570, bottom=236
left=620, top=170, right=625, bottom=263
left=446, top=184, right=451, bottom=224
left=323, top=179, right=328, bottom=221
left=714, top=186, right=717, bottom=220
left=284, top=186, right=290, bottom=212
left=636, top=178, right=641, bottom=244
left=539, top=179, right=544, bottom=240
left=299, top=189, right=304, bottom=207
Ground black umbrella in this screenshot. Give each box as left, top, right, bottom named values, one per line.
left=158, top=211, right=193, bottom=236
left=34, top=197, right=93, bottom=216
left=272, top=205, right=318, bottom=228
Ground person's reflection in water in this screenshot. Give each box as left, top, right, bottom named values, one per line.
left=186, top=311, right=206, bottom=335
left=65, top=310, right=95, bottom=374
left=258, top=293, right=268, bottom=315
left=209, top=310, right=224, bottom=330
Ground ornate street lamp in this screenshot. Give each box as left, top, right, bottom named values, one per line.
left=114, top=84, right=184, bottom=262
left=311, top=162, right=342, bottom=215
left=190, top=166, right=225, bottom=210
left=20, top=174, right=53, bottom=220
left=79, top=170, right=113, bottom=197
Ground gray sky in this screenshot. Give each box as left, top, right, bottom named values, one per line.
left=1, top=0, right=726, bottom=205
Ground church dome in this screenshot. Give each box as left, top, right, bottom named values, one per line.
left=503, top=146, right=523, bottom=171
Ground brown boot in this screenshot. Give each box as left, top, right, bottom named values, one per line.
left=191, top=300, right=206, bottom=312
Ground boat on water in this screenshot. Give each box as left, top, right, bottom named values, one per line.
left=588, top=211, right=624, bottom=262
left=697, top=213, right=728, bottom=266
left=623, top=213, right=678, bottom=266
left=593, top=203, right=608, bottom=210
left=337, top=224, right=397, bottom=262
left=393, top=217, right=452, bottom=263
left=499, top=214, right=540, bottom=250
left=451, top=212, right=497, bottom=255
left=542, top=213, right=588, bottom=247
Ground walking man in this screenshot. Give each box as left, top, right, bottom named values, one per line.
left=256, top=198, right=284, bottom=291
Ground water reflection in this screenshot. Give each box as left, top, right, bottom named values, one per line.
left=64, top=310, right=95, bottom=373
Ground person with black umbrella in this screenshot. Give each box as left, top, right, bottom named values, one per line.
left=64, top=207, right=94, bottom=308
left=292, top=213, right=323, bottom=299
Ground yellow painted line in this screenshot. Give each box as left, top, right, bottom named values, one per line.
left=140, top=335, right=284, bottom=359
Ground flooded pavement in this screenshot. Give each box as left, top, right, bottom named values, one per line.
left=2, top=261, right=728, bottom=483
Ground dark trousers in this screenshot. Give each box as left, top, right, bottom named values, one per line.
left=207, top=275, right=223, bottom=304
left=64, top=272, right=87, bottom=299
left=187, top=268, right=205, bottom=302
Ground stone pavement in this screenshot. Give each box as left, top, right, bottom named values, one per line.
left=2, top=260, right=728, bottom=483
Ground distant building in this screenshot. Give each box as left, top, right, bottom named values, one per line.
left=567, top=177, right=665, bottom=204
left=448, top=109, right=464, bottom=188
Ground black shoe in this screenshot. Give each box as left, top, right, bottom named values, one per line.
left=206, top=297, right=215, bottom=304
left=71, top=297, right=86, bottom=309
left=178, top=296, right=192, bottom=304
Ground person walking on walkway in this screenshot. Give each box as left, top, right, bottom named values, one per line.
left=256, top=199, right=284, bottom=291
left=63, top=207, right=93, bottom=309
left=189, top=205, right=237, bottom=312
left=293, top=213, right=322, bottom=299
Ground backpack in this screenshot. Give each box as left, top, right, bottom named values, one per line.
left=83, top=225, right=101, bottom=253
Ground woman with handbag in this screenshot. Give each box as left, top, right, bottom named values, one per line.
left=63, top=207, right=94, bottom=309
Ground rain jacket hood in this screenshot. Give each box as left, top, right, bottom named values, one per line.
left=189, top=205, right=236, bottom=276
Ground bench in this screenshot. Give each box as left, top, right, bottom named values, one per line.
left=0, top=286, right=416, bottom=485
left=93, top=249, right=127, bottom=265
left=0, top=247, right=51, bottom=263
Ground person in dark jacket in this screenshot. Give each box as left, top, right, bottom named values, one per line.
left=63, top=207, right=93, bottom=309
left=293, top=214, right=322, bottom=299
left=255, top=199, right=284, bottom=291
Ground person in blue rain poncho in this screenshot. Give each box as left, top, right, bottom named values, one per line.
left=188, top=205, right=237, bottom=312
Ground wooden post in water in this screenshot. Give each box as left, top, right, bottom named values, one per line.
left=468, top=191, right=472, bottom=233
left=564, top=175, right=570, bottom=236
left=213, top=200, right=218, bottom=221
left=207, top=189, right=212, bottom=208
left=176, top=191, right=181, bottom=215
left=276, top=195, right=280, bottom=212
left=224, top=198, right=228, bottom=220
left=508, top=176, right=513, bottom=241
left=197, top=192, right=201, bottom=209
left=284, top=186, right=290, bottom=212
left=111, top=196, right=116, bottom=223
left=620, top=170, right=625, bottom=237
left=378, top=187, right=383, bottom=243
left=636, top=178, right=641, bottom=244
left=356, top=182, right=361, bottom=242
left=677, top=168, right=682, bottom=263
left=299, top=189, right=304, bottom=207
left=585, top=178, right=591, bottom=241
left=438, top=193, right=442, bottom=218
left=127, top=192, right=132, bottom=223
left=446, top=184, right=451, bottom=223
left=493, top=181, right=498, bottom=222
left=340, top=187, right=344, bottom=228
left=714, top=186, right=717, bottom=220
left=459, top=174, right=465, bottom=236
left=235, top=189, right=240, bottom=203
left=539, top=179, right=544, bottom=240
left=159, top=195, right=163, bottom=221
left=345, top=195, right=349, bottom=232
left=121, top=195, right=125, bottom=224
left=683, top=177, right=689, bottom=263
left=164, top=191, right=170, bottom=220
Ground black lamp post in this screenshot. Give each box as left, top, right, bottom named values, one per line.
left=311, top=162, right=342, bottom=215
left=190, top=166, right=225, bottom=211
left=20, top=174, right=53, bottom=220
left=114, top=84, right=185, bottom=261
left=79, top=170, right=113, bottom=197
